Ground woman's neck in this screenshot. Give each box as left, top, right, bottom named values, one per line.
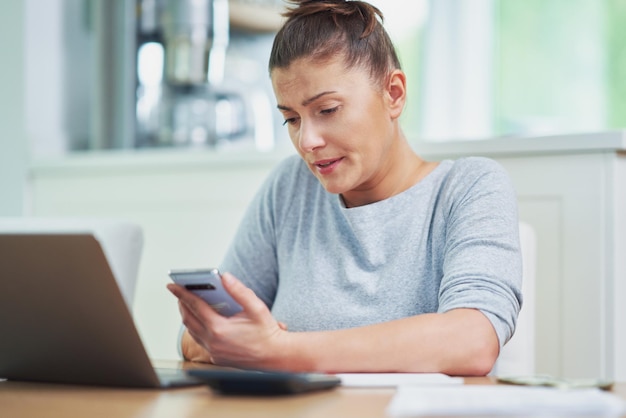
left=341, top=138, right=437, bottom=208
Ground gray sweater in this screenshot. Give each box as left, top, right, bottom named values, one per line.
left=220, top=155, right=523, bottom=347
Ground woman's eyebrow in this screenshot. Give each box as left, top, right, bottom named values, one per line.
left=277, top=91, right=338, bottom=111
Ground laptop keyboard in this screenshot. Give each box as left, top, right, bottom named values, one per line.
left=155, top=367, right=202, bottom=387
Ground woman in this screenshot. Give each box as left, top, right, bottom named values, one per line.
left=167, top=0, right=522, bottom=376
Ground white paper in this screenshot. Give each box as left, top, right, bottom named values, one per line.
left=336, top=373, right=463, bottom=387
left=386, top=385, right=626, bottom=416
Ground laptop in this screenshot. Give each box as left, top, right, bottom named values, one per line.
left=0, top=230, right=201, bottom=388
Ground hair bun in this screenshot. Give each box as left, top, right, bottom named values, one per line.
left=270, top=0, right=400, bottom=79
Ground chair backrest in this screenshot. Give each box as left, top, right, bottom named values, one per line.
left=0, top=217, right=143, bottom=308
left=492, top=221, right=536, bottom=376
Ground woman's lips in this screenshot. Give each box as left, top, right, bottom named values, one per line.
left=313, top=157, right=343, bottom=175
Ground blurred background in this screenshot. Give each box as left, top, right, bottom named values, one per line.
left=3, top=0, right=626, bottom=163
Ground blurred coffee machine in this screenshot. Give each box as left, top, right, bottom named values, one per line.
left=23, top=0, right=285, bottom=155
left=136, top=0, right=248, bottom=148
left=88, top=0, right=284, bottom=151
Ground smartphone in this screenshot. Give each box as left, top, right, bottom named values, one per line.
left=168, top=268, right=243, bottom=317
left=186, top=369, right=341, bottom=395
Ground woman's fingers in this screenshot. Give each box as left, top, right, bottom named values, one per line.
left=220, top=272, right=271, bottom=321
left=167, top=283, right=222, bottom=325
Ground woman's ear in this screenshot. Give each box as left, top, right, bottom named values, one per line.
left=385, top=69, right=407, bottom=120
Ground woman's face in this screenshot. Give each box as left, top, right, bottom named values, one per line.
left=271, top=56, right=404, bottom=203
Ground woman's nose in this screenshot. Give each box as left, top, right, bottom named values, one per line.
left=297, top=121, right=325, bottom=153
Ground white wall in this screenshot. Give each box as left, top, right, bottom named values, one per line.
left=0, top=1, right=28, bottom=216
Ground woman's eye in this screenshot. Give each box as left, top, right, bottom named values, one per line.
left=282, top=117, right=299, bottom=126
left=321, top=107, right=339, bottom=115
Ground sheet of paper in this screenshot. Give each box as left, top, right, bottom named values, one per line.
left=336, top=373, right=463, bottom=387
left=386, top=385, right=626, bottom=416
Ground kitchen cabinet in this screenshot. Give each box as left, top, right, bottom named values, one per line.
left=416, top=130, right=626, bottom=380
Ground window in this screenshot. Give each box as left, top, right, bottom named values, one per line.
left=382, top=0, right=626, bottom=142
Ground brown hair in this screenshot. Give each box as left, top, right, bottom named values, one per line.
left=269, top=0, right=401, bottom=84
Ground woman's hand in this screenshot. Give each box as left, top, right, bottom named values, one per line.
left=167, top=272, right=290, bottom=369
left=180, top=328, right=212, bottom=363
